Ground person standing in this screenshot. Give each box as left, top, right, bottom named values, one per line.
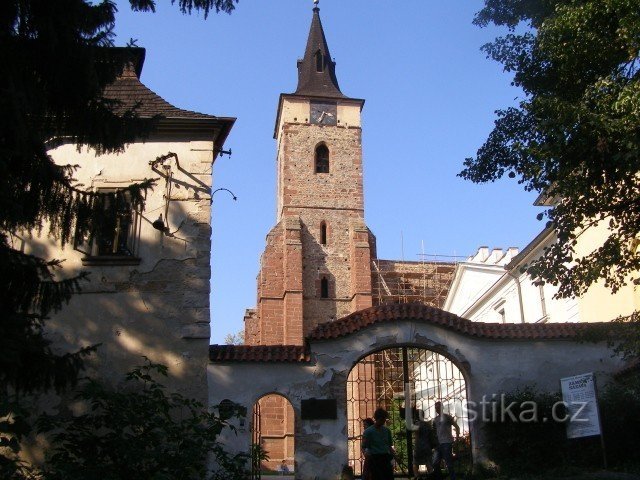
left=404, top=407, right=433, bottom=478
left=432, top=401, right=460, bottom=480
left=413, top=416, right=433, bottom=478
left=361, top=417, right=374, bottom=480
left=362, top=408, right=394, bottom=480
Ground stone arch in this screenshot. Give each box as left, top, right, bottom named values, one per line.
left=348, top=341, right=471, bottom=382
left=209, top=303, right=624, bottom=479
left=346, top=344, right=471, bottom=477
left=252, top=392, right=295, bottom=475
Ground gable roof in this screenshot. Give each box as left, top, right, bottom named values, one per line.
left=100, top=47, right=235, bottom=146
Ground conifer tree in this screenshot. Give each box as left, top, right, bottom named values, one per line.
left=1, top=0, right=238, bottom=475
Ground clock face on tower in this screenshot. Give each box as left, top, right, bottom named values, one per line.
left=310, top=101, right=337, bottom=125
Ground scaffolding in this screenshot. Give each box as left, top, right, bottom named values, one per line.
left=372, top=255, right=462, bottom=308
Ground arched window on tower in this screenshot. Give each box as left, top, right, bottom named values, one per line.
left=320, top=221, right=327, bottom=245
left=315, top=144, right=329, bottom=173
left=320, top=277, right=329, bottom=298
left=315, top=50, right=323, bottom=72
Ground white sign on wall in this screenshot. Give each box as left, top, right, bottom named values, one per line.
left=560, top=372, right=602, bottom=439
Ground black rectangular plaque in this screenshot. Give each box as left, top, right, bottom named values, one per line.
left=301, top=398, right=337, bottom=420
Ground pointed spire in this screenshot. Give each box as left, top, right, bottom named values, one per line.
left=294, top=2, right=345, bottom=98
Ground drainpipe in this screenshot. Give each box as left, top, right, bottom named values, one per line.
left=507, top=270, right=526, bottom=323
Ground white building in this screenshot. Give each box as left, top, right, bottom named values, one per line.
left=445, top=222, right=638, bottom=323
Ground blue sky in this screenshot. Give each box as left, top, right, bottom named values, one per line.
left=113, top=1, right=543, bottom=344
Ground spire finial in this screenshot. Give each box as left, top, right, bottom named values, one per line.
left=313, top=0, right=319, bottom=8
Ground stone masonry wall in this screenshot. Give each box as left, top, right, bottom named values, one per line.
left=277, top=120, right=373, bottom=337
left=249, top=112, right=376, bottom=345
left=244, top=102, right=375, bottom=471
left=22, top=137, right=215, bottom=405
left=278, top=123, right=364, bottom=218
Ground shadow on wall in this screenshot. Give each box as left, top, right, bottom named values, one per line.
left=300, top=223, right=337, bottom=332
left=21, top=174, right=214, bottom=403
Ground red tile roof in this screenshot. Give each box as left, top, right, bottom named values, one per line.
left=210, top=303, right=610, bottom=363
left=209, top=345, right=310, bottom=363
left=308, top=302, right=594, bottom=341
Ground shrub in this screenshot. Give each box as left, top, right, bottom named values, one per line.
left=481, top=386, right=567, bottom=475
left=482, top=379, right=640, bottom=475
left=599, top=374, right=640, bottom=468
left=37, top=360, right=249, bottom=480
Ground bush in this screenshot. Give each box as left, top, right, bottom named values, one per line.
left=482, top=386, right=567, bottom=475
left=482, top=379, right=640, bottom=476
left=36, top=360, right=249, bottom=480
left=599, top=374, right=640, bottom=468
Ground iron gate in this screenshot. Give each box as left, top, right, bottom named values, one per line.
left=347, top=347, right=470, bottom=477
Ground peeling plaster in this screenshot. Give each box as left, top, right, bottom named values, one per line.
left=371, top=334, right=398, bottom=348
left=209, top=322, right=624, bottom=480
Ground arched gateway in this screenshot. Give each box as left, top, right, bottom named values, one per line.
left=209, top=302, right=622, bottom=480
left=347, top=346, right=470, bottom=477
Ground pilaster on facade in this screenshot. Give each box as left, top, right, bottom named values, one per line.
left=349, top=220, right=374, bottom=312
left=283, top=216, right=304, bottom=344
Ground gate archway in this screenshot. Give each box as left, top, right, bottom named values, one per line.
left=347, top=347, right=470, bottom=477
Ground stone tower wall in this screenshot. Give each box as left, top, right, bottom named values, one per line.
left=248, top=110, right=376, bottom=346
left=278, top=123, right=364, bottom=217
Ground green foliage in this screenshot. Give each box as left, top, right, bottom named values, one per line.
left=1, top=0, right=239, bottom=474
left=250, top=442, right=270, bottom=474
left=462, top=0, right=640, bottom=299
left=482, top=386, right=567, bottom=474
left=36, top=360, right=249, bottom=480
left=483, top=381, right=640, bottom=475
left=598, top=374, right=640, bottom=468
left=579, top=312, right=640, bottom=361
left=387, top=399, right=409, bottom=474
left=0, top=399, right=37, bottom=480
left=224, top=330, right=245, bottom=345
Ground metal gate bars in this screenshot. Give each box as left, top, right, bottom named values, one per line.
left=347, top=347, right=470, bottom=478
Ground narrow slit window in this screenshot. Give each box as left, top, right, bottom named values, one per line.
left=315, top=144, right=329, bottom=173
left=320, top=222, right=327, bottom=245
left=315, top=51, right=323, bottom=72
left=320, top=277, right=329, bottom=298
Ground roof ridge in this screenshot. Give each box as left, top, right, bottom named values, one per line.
left=306, top=301, right=599, bottom=341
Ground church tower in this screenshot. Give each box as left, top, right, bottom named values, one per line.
left=245, top=4, right=375, bottom=346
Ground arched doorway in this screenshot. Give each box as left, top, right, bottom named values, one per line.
left=347, top=347, right=470, bottom=477
left=251, top=393, right=295, bottom=479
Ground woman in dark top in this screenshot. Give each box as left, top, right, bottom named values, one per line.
left=362, top=408, right=394, bottom=480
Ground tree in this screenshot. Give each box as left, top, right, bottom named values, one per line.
left=224, top=330, right=245, bottom=345
left=1, top=0, right=238, bottom=475
left=461, top=0, right=640, bottom=300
